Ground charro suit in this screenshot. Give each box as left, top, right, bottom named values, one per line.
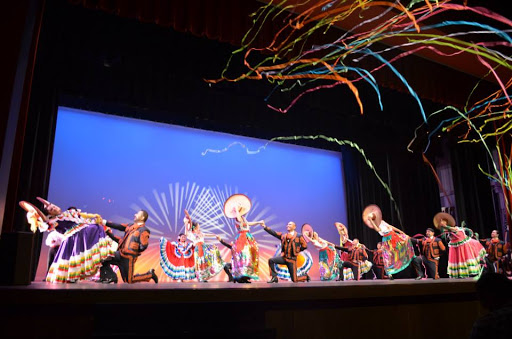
left=411, top=236, right=446, bottom=279
left=264, top=226, right=308, bottom=282
left=100, top=221, right=153, bottom=283
left=336, top=245, right=368, bottom=280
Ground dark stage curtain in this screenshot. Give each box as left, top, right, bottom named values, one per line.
left=13, top=1, right=61, bottom=279
left=450, top=142, right=499, bottom=239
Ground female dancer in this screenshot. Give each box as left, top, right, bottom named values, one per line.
left=304, top=231, right=340, bottom=281
left=363, top=205, right=415, bottom=279
left=434, top=212, right=486, bottom=278
left=159, top=233, right=196, bottom=282
left=26, top=199, right=114, bottom=283
left=229, top=205, right=264, bottom=282
left=184, top=215, right=224, bottom=282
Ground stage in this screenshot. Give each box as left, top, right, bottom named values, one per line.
left=0, top=278, right=483, bottom=338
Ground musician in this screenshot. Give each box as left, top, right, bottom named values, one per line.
left=411, top=228, right=446, bottom=280
left=262, top=221, right=309, bottom=283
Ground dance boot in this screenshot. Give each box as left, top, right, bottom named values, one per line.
left=150, top=269, right=159, bottom=284
left=267, top=276, right=278, bottom=283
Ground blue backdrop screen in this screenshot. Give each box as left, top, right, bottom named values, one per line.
left=36, top=106, right=348, bottom=281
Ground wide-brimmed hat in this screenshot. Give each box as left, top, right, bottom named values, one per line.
left=223, top=194, right=252, bottom=218
left=19, top=201, right=46, bottom=219
left=362, top=204, right=382, bottom=229
left=301, top=223, right=314, bottom=242
left=433, top=212, right=456, bottom=229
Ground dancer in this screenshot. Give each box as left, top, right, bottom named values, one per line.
left=184, top=215, right=224, bottom=282
left=372, top=242, right=387, bottom=279
left=411, top=227, right=446, bottom=280
left=434, top=212, right=486, bottom=278
left=334, top=222, right=373, bottom=280
left=363, top=204, right=415, bottom=280
left=223, top=194, right=263, bottom=282
left=479, top=230, right=510, bottom=274
left=262, top=221, right=309, bottom=283
left=99, top=210, right=158, bottom=284
left=22, top=199, right=114, bottom=283
left=215, top=235, right=252, bottom=283
left=304, top=231, right=340, bottom=281
left=336, top=238, right=371, bottom=281
left=159, top=233, right=196, bottom=282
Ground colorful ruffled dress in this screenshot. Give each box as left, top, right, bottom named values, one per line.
left=159, top=238, right=196, bottom=281
left=447, top=227, right=486, bottom=278
left=231, top=222, right=259, bottom=280
left=45, top=210, right=114, bottom=283
left=378, top=221, right=415, bottom=275
left=273, top=245, right=313, bottom=281
left=186, top=231, right=224, bottom=282
left=310, top=239, right=340, bottom=281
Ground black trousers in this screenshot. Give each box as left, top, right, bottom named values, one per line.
left=269, top=256, right=305, bottom=282
left=100, top=251, right=152, bottom=283
left=47, top=246, right=59, bottom=273
left=339, top=261, right=360, bottom=280
left=224, top=262, right=234, bottom=281
left=373, top=265, right=386, bottom=279
left=412, top=255, right=439, bottom=279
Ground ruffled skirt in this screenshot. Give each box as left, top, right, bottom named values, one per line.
left=159, top=238, right=196, bottom=281
left=46, top=224, right=114, bottom=283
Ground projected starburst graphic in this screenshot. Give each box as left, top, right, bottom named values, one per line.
left=125, top=182, right=284, bottom=282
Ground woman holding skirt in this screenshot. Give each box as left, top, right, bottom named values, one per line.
left=159, top=233, right=196, bottom=281
left=184, top=216, right=224, bottom=282
left=223, top=194, right=264, bottom=282
left=363, top=204, right=415, bottom=279
left=434, top=212, right=486, bottom=278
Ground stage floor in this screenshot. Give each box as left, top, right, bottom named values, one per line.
left=0, top=278, right=482, bottom=338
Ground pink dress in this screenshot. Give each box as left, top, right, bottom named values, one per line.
left=447, top=227, right=486, bottom=278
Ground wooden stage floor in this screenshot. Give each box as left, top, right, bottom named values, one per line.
left=0, top=278, right=483, bottom=338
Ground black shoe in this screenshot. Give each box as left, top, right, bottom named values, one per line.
left=239, top=276, right=251, bottom=283
left=150, top=269, right=158, bottom=284
left=267, top=277, right=278, bottom=283
left=102, top=277, right=118, bottom=284
left=415, top=276, right=424, bottom=280
left=306, top=275, right=311, bottom=282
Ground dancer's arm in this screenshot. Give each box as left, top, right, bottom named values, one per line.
left=105, top=221, right=128, bottom=232
left=216, top=235, right=232, bottom=249
left=260, top=222, right=282, bottom=239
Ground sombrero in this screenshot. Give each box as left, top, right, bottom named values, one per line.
left=433, top=212, right=456, bottom=230
left=19, top=201, right=46, bottom=220
left=362, top=204, right=382, bottom=229
left=223, top=194, right=251, bottom=218
left=301, top=223, right=314, bottom=242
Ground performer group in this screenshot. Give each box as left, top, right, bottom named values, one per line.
left=20, top=194, right=510, bottom=285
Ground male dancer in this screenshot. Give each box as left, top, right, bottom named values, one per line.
left=372, top=242, right=387, bottom=279
left=262, top=221, right=309, bottom=283
left=480, top=230, right=510, bottom=274
left=100, top=210, right=158, bottom=284
left=215, top=235, right=251, bottom=283
left=336, top=238, right=369, bottom=281
left=411, top=227, right=446, bottom=280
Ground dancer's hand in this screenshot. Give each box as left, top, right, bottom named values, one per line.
left=216, top=235, right=221, bottom=241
